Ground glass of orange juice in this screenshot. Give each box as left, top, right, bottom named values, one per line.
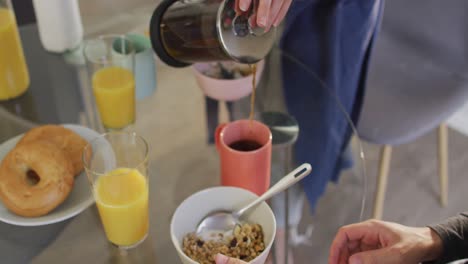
left=83, top=35, right=136, bottom=130
left=83, top=132, right=149, bottom=248
left=0, top=0, right=30, bottom=101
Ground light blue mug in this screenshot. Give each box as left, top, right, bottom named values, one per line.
left=114, top=34, right=157, bottom=100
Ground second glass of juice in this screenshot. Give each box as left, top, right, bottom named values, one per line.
left=83, top=132, right=149, bottom=248
left=83, top=35, right=136, bottom=130
left=0, top=0, right=30, bottom=101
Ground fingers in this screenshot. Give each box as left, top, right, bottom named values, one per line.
left=346, top=240, right=362, bottom=256
left=215, top=254, right=248, bottom=264
left=235, top=0, right=291, bottom=30
left=359, top=241, right=380, bottom=252
left=337, top=245, right=350, bottom=264
left=234, top=0, right=242, bottom=15
left=256, top=0, right=272, bottom=27
left=273, top=0, right=292, bottom=26
left=249, top=13, right=258, bottom=28
left=349, top=248, right=401, bottom=264
left=329, top=237, right=360, bottom=264
left=235, top=0, right=290, bottom=31
left=328, top=221, right=384, bottom=264
left=238, top=0, right=252, bottom=11
left=264, top=0, right=283, bottom=31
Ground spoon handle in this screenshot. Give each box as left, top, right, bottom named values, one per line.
left=235, top=163, right=312, bottom=218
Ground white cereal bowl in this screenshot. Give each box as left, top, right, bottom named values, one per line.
left=192, top=60, right=265, bottom=102
left=170, top=186, right=276, bottom=264
left=447, top=259, right=468, bottom=264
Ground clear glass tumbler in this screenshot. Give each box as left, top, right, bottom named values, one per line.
left=0, top=0, right=30, bottom=101
left=83, top=35, right=136, bottom=130
left=83, top=131, right=149, bottom=248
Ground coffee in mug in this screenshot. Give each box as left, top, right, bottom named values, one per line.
left=215, top=119, right=272, bottom=195
left=229, top=140, right=263, bottom=152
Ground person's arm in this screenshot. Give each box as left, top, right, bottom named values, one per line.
left=427, top=212, right=468, bottom=264
left=328, top=220, right=443, bottom=264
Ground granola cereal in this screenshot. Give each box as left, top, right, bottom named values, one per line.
left=182, top=223, right=266, bottom=264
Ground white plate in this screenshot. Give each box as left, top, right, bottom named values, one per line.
left=0, top=124, right=100, bottom=226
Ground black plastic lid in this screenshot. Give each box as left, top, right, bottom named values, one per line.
left=150, top=0, right=191, bottom=68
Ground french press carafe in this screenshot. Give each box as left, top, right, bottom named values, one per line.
left=150, top=0, right=276, bottom=67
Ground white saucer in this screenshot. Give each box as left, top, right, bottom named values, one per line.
left=0, top=124, right=100, bottom=226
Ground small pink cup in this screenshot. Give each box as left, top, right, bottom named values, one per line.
left=215, top=120, right=272, bottom=195
left=192, top=60, right=265, bottom=101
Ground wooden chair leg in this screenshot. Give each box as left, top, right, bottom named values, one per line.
left=373, top=145, right=392, bottom=220
left=438, top=124, right=449, bottom=207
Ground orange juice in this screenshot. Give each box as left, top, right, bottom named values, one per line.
left=94, top=168, right=149, bottom=246
left=92, top=67, right=135, bottom=129
left=0, top=8, right=30, bottom=100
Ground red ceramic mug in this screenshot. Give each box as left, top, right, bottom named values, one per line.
left=215, top=119, right=272, bottom=195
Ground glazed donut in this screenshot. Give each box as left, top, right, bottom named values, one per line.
left=0, top=141, right=74, bottom=217
left=17, top=125, right=88, bottom=176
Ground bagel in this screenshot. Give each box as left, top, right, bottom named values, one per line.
left=0, top=141, right=74, bottom=217
left=17, top=125, right=87, bottom=176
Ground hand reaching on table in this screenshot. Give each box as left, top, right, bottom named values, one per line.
left=235, top=0, right=292, bottom=31
left=215, top=254, right=248, bottom=264
left=328, top=220, right=443, bottom=264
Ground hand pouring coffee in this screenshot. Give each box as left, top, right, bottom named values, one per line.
left=149, top=0, right=276, bottom=67
left=196, top=163, right=312, bottom=240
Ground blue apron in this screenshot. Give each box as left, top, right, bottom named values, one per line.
left=281, top=0, right=384, bottom=212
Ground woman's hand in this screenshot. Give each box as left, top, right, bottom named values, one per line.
left=215, top=254, right=248, bottom=264
left=328, top=220, right=443, bottom=264
left=235, top=0, right=292, bottom=30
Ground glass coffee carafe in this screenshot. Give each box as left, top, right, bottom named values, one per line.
left=149, top=0, right=276, bottom=67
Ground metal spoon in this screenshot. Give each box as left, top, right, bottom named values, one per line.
left=196, top=163, right=312, bottom=237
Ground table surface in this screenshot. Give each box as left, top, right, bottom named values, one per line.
left=0, top=17, right=367, bottom=264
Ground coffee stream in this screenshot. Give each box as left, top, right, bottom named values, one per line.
left=230, top=63, right=261, bottom=152
left=248, top=63, right=257, bottom=125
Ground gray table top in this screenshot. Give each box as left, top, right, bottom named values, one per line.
left=0, top=24, right=367, bottom=264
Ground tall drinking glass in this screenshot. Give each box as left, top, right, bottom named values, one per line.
left=0, top=0, right=30, bottom=101
left=84, top=35, right=136, bottom=130
left=83, top=132, right=149, bottom=248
